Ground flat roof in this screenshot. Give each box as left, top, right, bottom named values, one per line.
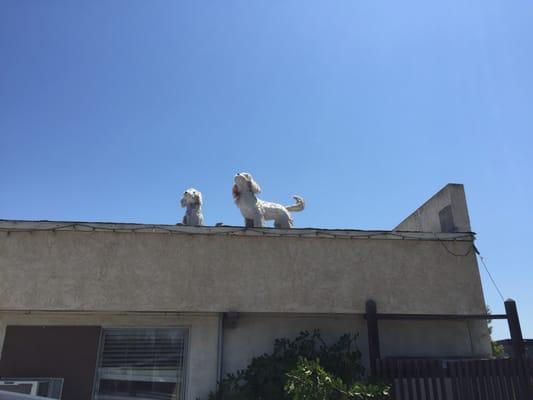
left=0, top=219, right=474, bottom=241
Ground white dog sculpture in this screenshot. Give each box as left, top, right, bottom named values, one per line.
left=180, top=188, right=204, bottom=226
left=232, top=172, right=305, bottom=228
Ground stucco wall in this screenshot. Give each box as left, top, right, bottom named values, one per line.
left=0, top=220, right=492, bottom=397
left=222, top=314, right=491, bottom=376
left=222, top=314, right=368, bottom=375
left=395, top=184, right=472, bottom=233
left=0, top=224, right=485, bottom=315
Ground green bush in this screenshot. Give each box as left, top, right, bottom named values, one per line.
left=207, top=330, right=389, bottom=400
left=286, top=358, right=390, bottom=400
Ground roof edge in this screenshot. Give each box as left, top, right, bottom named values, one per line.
left=0, top=219, right=475, bottom=241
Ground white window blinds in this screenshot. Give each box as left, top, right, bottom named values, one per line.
left=93, top=328, right=187, bottom=400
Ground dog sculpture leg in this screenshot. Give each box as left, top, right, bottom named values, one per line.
left=274, top=213, right=293, bottom=229
left=252, top=214, right=265, bottom=228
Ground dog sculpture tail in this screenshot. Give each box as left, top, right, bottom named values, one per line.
left=285, top=196, right=305, bottom=212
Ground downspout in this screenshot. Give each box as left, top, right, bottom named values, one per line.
left=216, top=312, right=224, bottom=387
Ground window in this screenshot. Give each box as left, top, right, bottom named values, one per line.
left=93, top=328, right=187, bottom=400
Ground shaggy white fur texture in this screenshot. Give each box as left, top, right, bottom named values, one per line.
left=180, top=188, right=204, bottom=226
left=232, top=172, right=305, bottom=228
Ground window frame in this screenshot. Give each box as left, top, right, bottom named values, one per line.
left=92, top=326, right=190, bottom=400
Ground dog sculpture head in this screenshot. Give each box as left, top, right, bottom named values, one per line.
left=233, top=172, right=261, bottom=201
left=180, top=188, right=203, bottom=208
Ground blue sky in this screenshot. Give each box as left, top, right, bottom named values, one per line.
left=1, top=1, right=531, bottom=340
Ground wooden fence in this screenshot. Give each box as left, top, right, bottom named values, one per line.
left=376, top=358, right=533, bottom=400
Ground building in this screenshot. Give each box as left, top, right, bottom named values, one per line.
left=0, top=184, right=491, bottom=400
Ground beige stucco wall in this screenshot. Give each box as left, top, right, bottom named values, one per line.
left=395, top=184, right=472, bottom=232
left=222, top=314, right=368, bottom=375
left=0, top=224, right=485, bottom=315
left=222, top=314, right=491, bottom=376
left=0, top=221, right=492, bottom=397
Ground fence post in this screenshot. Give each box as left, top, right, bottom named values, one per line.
left=366, top=299, right=381, bottom=376
left=504, top=299, right=525, bottom=358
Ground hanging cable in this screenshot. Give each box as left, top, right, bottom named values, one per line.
left=473, top=245, right=505, bottom=302
left=439, top=240, right=473, bottom=257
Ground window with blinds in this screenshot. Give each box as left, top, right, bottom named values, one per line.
left=93, top=328, right=187, bottom=400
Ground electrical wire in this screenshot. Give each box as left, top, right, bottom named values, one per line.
left=473, top=245, right=505, bottom=302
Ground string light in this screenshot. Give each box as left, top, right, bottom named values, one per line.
left=0, top=221, right=475, bottom=246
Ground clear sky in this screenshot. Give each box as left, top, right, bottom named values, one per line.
left=1, top=1, right=531, bottom=340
